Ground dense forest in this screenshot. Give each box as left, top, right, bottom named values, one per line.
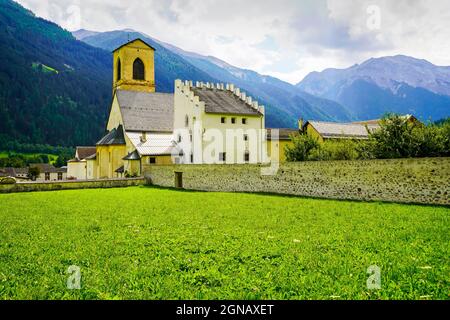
left=0, top=0, right=112, bottom=151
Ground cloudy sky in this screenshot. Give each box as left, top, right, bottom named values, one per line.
left=16, top=0, right=450, bottom=84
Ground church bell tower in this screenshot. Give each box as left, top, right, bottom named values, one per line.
left=112, top=38, right=156, bottom=95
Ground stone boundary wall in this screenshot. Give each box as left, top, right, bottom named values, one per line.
left=144, top=158, right=450, bottom=206
left=0, top=178, right=146, bottom=194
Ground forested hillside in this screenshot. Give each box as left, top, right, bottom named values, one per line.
left=0, top=0, right=112, bottom=150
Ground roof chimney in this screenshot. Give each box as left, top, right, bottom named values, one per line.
left=140, top=132, right=147, bottom=143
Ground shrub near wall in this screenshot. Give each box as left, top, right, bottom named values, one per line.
left=144, top=158, right=450, bottom=206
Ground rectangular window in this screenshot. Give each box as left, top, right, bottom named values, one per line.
left=190, top=135, right=193, bottom=142
left=219, top=152, right=226, bottom=162
left=221, top=117, right=226, bottom=124
left=242, top=118, right=248, bottom=125
left=178, top=135, right=182, bottom=143
left=45, top=173, right=50, bottom=181
left=57, top=172, right=63, bottom=180
left=245, top=152, right=250, bottom=163
left=231, top=118, right=236, bottom=124
left=149, top=157, right=156, bottom=164
left=244, top=134, right=249, bottom=141
left=190, top=153, right=194, bottom=163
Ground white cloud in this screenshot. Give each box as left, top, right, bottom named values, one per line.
left=16, top=0, right=450, bottom=84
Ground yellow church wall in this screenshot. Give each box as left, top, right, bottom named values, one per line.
left=267, top=140, right=293, bottom=163
left=106, top=95, right=124, bottom=131
left=97, top=145, right=127, bottom=179
left=113, top=39, right=155, bottom=95
left=86, top=159, right=97, bottom=180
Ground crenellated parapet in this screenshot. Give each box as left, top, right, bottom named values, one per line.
left=175, top=79, right=265, bottom=114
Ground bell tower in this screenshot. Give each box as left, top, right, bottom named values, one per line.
left=112, top=38, right=156, bottom=95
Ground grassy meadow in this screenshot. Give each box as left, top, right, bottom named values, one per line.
left=0, top=187, right=448, bottom=300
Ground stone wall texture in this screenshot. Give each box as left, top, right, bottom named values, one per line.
left=144, top=158, right=450, bottom=206
left=0, top=178, right=145, bottom=194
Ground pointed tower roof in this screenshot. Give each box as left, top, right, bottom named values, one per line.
left=112, top=38, right=156, bottom=53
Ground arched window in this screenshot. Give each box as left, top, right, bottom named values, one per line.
left=133, top=58, right=145, bottom=80
left=117, top=58, right=121, bottom=81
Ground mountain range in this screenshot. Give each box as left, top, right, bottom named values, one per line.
left=0, top=0, right=449, bottom=151
left=297, top=55, right=450, bottom=121
left=76, top=29, right=450, bottom=125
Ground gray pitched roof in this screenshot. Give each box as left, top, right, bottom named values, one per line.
left=192, top=88, right=263, bottom=116
left=76, top=146, right=96, bottom=161
left=267, top=128, right=299, bottom=141
left=116, top=90, right=174, bottom=132
left=29, top=164, right=66, bottom=173
left=97, top=125, right=126, bottom=145
left=306, top=121, right=379, bottom=139
left=0, top=167, right=16, bottom=177
left=123, top=150, right=141, bottom=160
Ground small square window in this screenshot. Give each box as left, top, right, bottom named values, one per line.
left=149, top=157, right=156, bottom=164
left=244, top=134, right=249, bottom=141
left=242, top=118, right=247, bottom=125
left=231, top=118, right=236, bottom=124
left=221, top=117, right=226, bottom=124
left=219, top=152, right=226, bottom=162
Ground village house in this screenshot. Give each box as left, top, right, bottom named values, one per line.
left=300, top=120, right=380, bottom=142
left=67, top=147, right=97, bottom=180
left=264, top=115, right=420, bottom=162
left=29, top=163, right=67, bottom=182
left=0, top=167, right=29, bottom=181
left=299, top=115, right=419, bottom=143
left=1, top=164, right=67, bottom=182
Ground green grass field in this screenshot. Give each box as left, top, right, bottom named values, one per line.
left=0, top=187, right=448, bottom=300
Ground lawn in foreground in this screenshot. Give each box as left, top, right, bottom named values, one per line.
left=0, top=187, right=448, bottom=300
